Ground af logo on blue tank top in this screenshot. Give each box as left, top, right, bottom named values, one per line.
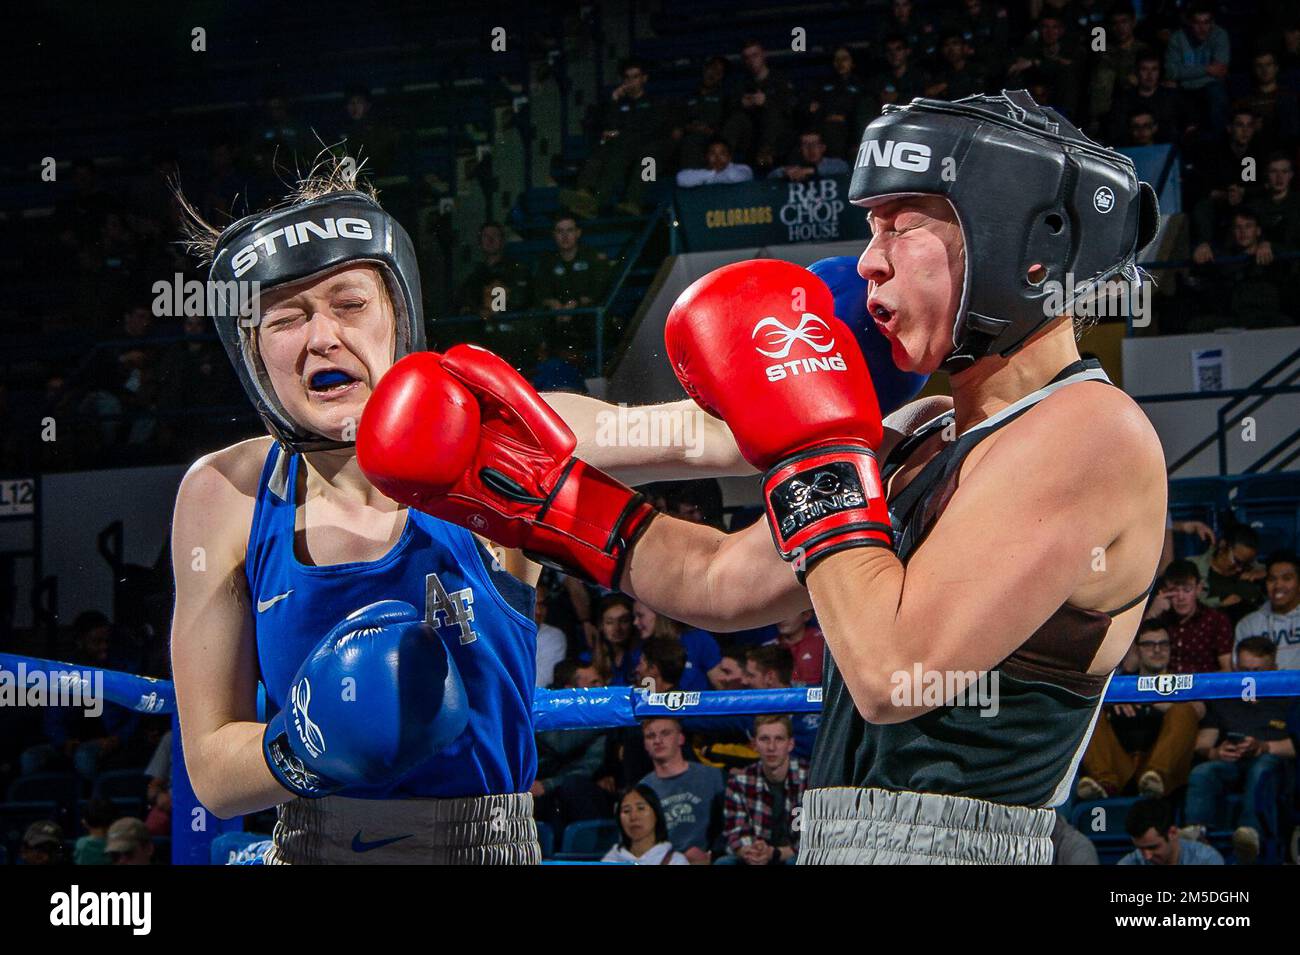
left=426, top=573, right=478, bottom=645
left=245, top=445, right=538, bottom=798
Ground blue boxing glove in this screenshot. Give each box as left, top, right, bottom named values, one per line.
left=262, top=600, right=469, bottom=798
left=808, top=255, right=928, bottom=416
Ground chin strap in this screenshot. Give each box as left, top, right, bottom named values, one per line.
left=939, top=324, right=997, bottom=374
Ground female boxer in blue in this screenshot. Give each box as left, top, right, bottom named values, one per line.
left=170, top=165, right=544, bottom=863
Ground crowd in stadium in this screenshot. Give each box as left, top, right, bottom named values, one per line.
left=3, top=0, right=1299, bottom=866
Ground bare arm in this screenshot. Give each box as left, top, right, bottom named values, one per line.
left=544, top=392, right=757, bottom=485
left=474, top=537, right=541, bottom=588
left=615, top=395, right=956, bottom=631
left=1158, top=526, right=1175, bottom=578
left=622, top=514, right=811, bottom=632
left=170, top=452, right=288, bottom=819
left=807, top=388, right=1166, bottom=724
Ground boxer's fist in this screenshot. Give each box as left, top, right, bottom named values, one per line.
left=665, top=260, right=893, bottom=579
left=263, top=601, right=468, bottom=798
left=665, top=259, right=884, bottom=462
left=358, top=345, right=655, bottom=587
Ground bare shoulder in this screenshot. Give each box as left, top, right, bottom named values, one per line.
left=172, top=437, right=274, bottom=561
left=990, top=380, right=1165, bottom=494
left=1041, top=381, right=1161, bottom=467
left=177, top=436, right=273, bottom=506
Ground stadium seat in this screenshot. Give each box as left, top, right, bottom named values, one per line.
left=534, top=820, right=555, bottom=858
left=554, top=818, right=619, bottom=861
left=93, top=768, right=150, bottom=817
left=7, top=772, right=81, bottom=815
left=1167, top=476, right=1228, bottom=528
left=1071, top=796, right=1141, bottom=863
left=0, top=802, right=62, bottom=859
left=151, top=836, right=171, bottom=864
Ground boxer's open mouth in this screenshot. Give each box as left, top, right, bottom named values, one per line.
left=867, top=298, right=896, bottom=333
left=308, top=368, right=361, bottom=395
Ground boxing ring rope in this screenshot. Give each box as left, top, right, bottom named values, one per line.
left=4, top=651, right=1298, bottom=864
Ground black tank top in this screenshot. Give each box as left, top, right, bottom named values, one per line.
left=808, top=360, right=1149, bottom=807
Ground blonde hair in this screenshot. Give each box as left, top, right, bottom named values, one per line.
left=175, top=151, right=377, bottom=266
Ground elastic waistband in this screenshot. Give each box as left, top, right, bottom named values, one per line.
left=267, top=792, right=540, bottom=865
left=797, top=787, right=1055, bottom=865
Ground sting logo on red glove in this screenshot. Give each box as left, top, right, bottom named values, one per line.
left=752, top=313, right=837, bottom=359
left=770, top=461, right=867, bottom=538
left=664, top=259, right=894, bottom=582
left=761, top=443, right=892, bottom=582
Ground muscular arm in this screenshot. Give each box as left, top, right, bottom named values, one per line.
left=622, top=514, right=811, bottom=631
left=618, top=396, right=954, bottom=632
left=806, top=387, right=1166, bottom=724
left=543, top=392, right=757, bottom=484
left=170, top=452, right=288, bottom=819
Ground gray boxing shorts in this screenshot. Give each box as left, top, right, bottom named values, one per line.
left=797, top=787, right=1055, bottom=864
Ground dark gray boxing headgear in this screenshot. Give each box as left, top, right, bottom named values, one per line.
left=848, top=90, right=1159, bottom=373
left=208, top=191, right=425, bottom=452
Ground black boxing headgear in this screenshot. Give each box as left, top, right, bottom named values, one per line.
left=848, top=90, right=1159, bottom=372
left=208, top=191, right=425, bottom=452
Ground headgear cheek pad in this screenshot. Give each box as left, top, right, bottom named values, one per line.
left=808, top=256, right=929, bottom=415
left=848, top=90, right=1159, bottom=373
left=207, top=191, right=425, bottom=452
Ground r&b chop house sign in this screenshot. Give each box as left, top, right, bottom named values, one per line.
left=676, top=176, right=868, bottom=251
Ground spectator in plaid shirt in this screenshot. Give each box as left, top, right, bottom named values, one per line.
left=718, top=715, right=808, bottom=865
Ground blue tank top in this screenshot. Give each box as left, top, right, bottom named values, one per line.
left=245, top=444, right=538, bottom=798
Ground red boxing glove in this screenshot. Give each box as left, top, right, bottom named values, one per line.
left=357, top=344, right=656, bottom=588
left=665, top=259, right=892, bottom=580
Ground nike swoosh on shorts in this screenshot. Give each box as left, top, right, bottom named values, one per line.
left=351, top=832, right=414, bottom=853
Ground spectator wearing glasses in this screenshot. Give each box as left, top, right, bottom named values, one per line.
left=1077, top=617, right=1202, bottom=799
left=1126, top=109, right=1160, bottom=147
left=1190, top=525, right=1266, bottom=623
left=675, top=137, right=754, bottom=188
